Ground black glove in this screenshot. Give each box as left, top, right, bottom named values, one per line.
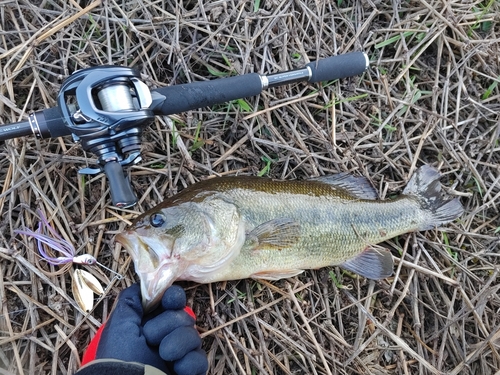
left=77, top=284, right=208, bottom=375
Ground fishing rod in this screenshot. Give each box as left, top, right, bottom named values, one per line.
left=0, top=52, right=369, bottom=208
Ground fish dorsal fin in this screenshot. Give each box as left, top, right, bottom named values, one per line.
left=340, top=247, right=393, bottom=279
left=245, top=218, right=301, bottom=250
left=311, top=174, right=378, bottom=200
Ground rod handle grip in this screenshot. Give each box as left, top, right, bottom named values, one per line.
left=306, top=51, right=369, bottom=83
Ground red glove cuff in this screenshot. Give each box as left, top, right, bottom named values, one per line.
left=184, top=306, right=196, bottom=320
left=81, top=324, right=105, bottom=365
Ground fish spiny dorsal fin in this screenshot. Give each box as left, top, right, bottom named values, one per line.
left=311, top=174, right=378, bottom=200
left=340, top=247, right=393, bottom=279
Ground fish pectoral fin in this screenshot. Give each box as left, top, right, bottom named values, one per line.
left=251, top=269, right=304, bottom=280
left=245, top=218, right=301, bottom=250
left=340, top=247, right=393, bottom=279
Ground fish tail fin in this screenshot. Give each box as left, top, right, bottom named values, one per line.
left=403, top=165, right=464, bottom=231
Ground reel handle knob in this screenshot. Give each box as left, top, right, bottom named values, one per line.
left=103, top=161, right=137, bottom=208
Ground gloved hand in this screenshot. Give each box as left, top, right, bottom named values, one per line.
left=77, top=283, right=208, bottom=375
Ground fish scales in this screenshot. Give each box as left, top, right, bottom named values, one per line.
left=117, top=166, right=464, bottom=309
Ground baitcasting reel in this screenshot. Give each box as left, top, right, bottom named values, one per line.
left=57, top=66, right=157, bottom=208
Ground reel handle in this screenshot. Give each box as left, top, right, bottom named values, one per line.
left=103, top=161, right=137, bottom=208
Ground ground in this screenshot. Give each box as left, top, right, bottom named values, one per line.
left=0, top=0, right=499, bottom=374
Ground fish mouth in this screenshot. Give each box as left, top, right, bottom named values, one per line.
left=115, top=231, right=134, bottom=255
left=115, top=231, right=144, bottom=265
left=140, top=264, right=178, bottom=311
left=116, top=231, right=179, bottom=311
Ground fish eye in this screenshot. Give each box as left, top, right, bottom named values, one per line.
left=150, top=213, right=166, bottom=228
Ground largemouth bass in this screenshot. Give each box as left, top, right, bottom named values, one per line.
left=117, top=165, right=463, bottom=309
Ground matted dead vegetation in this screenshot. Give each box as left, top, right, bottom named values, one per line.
left=0, top=0, right=499, bottom=374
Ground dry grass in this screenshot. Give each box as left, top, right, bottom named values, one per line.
left=1, top=0, right=499, bottom=374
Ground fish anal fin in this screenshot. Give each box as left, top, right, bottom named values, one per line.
left=311, top=174, right=378, bottom=200
left=251, top=269, right=304, bottom=280
left=340, top=247, right=393, bottom=279
left=246, top=218, right=301, bottom=250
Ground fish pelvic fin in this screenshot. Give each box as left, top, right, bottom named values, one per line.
left=340, top=247, right=393, bottom=279
left=403, top=165, right=464, bottom=230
